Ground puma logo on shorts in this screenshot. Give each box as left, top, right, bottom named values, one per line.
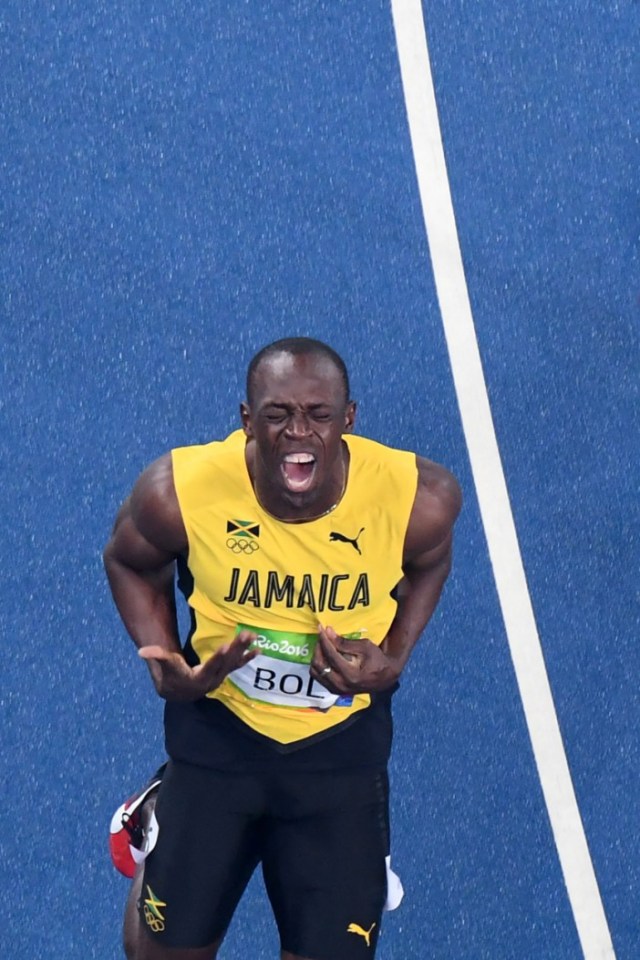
left=347, top=921, right=376, bottom=947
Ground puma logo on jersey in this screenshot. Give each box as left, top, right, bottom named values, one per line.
left=329, top=527, right=365, bottom=554
left=347, top=922, right=376, bottom=947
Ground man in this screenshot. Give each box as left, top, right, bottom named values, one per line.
left=104, top=337, right=461, bottom=960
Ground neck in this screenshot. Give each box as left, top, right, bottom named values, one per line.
left=248, top=442, right=348, bottom=523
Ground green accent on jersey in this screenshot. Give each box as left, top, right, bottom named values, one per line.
left=237, top=624, right=316, bottom=664
left=236, top=624, right=363, bottom=665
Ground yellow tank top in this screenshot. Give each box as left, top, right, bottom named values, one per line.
left=171, top=430, right=417, bottom=744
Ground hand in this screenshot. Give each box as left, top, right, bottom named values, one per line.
left=309, top=625, right=399, bottom=695
left=138, top=630, right=258, bottom=701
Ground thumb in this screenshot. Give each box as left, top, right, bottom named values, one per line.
left=139, top=645, right=174, bottom=662
left=322, top=625, right=339, bottom=643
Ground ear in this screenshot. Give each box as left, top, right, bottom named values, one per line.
left=343, top=401, right=357, bottom=434
left=240, top=402, right=253, bottom=437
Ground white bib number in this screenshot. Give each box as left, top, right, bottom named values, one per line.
left=227, top=624, right=361, bottom=710
left=229, top=654, right=338, bottom=710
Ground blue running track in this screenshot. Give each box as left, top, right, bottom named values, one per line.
left=1, top=2, right=637, bottom=957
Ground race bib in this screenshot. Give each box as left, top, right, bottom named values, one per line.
left=227, top=624, right=358, bottom=710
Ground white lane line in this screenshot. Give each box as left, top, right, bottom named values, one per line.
left=390, top=2, right=616, bottom=958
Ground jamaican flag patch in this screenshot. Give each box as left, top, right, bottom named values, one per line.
left=226, top=519, right=260, bottom=553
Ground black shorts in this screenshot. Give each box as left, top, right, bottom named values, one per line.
left=139, top=759, right=390, bottom=959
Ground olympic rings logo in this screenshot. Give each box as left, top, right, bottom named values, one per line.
left=143, top=905, right=165, bottom=933
left=226, top=537, right=260, bottom=554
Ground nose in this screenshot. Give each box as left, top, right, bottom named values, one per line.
left=285, top=412, right=312, bottom=438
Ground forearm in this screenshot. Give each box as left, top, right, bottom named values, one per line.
left=104, top=550, right=181, bottom=655
left=312, top=557, right=452, bottom=696
left=381, top=558, right=451, bottom=676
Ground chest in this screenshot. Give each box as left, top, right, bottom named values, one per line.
left=186, top=497, right=402, bottom=616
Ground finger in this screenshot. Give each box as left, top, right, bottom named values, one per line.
left=311, top=664, right=351, bottom=695
left=313, top=638, right=356, bottom=682
left=198, top=636, right=257, bottom=681
left=318, top=624, right=339, bottom=648
left=333, top=639, right=362, bottom=661
left=219, top=631, right=257, bottom=655
left=234, top=633, right=258, bottom=661
left=311, top=626, right=334, bottom=672
left=321, top=625, right=362, bottom=656
left=223, top=644, right=259, bottom=667
left=316, top=631, right=355, bottom=670
left=311, top=631, right=357, bottom=692
left=315, top=626, right=336, bottom=658
left=139, top=645, right=174, bottom=662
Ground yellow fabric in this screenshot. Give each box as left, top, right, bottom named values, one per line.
left=171, top=430, right=417, bottom=744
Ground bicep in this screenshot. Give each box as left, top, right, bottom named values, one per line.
left=105, top=503, right=176, bottom=573
left=105, top=453, right=187, bottom=571
left=402, top=531, right=453, bottom=587
left=402, top=458, right=461, bottom=573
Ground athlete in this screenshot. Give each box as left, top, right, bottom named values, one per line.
left=104, top=337, right=461, bottom=960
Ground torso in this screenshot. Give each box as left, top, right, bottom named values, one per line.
left=170, top=429, right=418, bottom=745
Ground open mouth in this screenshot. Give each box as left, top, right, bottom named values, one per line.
left=281, top=453, right=317, bottom=492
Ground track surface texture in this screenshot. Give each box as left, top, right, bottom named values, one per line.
left=1, top=2, right=637, bottom=958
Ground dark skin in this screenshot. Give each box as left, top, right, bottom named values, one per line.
left=104, top=350, right=461, bottom=960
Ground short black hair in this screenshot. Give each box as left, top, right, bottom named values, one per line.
left=246, top=337, right=350, bottom=405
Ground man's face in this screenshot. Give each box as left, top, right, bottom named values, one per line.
left=241, top=351, right=356, bottom=509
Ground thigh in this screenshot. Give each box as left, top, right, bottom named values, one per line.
left=263, top=768, right=390, bottom=960
left=125, top=867, right=223, bottom=960
left=139, top=760, right=265, bottom=950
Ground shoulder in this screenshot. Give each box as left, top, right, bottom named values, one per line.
left=415, top=456, right=462, bottom=511
left=172, top=432, right=244, bottom=484
left=346, top=433, right=419, bottom=483
left=403, top=456, right=462, bottom=558
left=128, top=452, right=187, bottom=554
